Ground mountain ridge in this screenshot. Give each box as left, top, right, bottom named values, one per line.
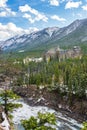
left=0, top=18, right=87, bottom=52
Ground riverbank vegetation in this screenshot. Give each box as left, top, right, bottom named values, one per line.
left=0, top=90, right=21, bottom=115
left=81, top=122, right=87, bottom=130
left=21, top=112, right=56, bottom=130
left=14, top=55, right=87, bottom=103
left=0, top=50, right=87, bottom=129
left=11, top=54, right=87, bottom=122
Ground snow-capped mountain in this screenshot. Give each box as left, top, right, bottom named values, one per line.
left=1, top=27, right=59, bottom=51
left=0, top=18, right=87, bottom=52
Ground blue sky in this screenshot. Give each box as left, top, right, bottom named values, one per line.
left=0, top=0, right=87, bottom=40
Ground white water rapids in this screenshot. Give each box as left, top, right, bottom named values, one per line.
left=12, top=99, right=82, bottom=130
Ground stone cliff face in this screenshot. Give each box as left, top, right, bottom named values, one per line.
left=0, top=104, right=10, bottom=130
left=0, top=107, right=4, bottom=130
left=0, top=107, right=3, bottom=122
left=0, top=111, right=10, bottom=130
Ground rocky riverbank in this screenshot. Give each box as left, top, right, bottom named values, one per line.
left=13, top=85, right=87, bottom=123
left=0, top=107, right=10, bottom=130
left=0, top=107, right=4, bottom=130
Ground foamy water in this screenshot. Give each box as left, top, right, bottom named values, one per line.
left=12, top=99, right=82, bottom=130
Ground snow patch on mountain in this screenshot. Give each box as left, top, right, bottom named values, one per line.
left=0, top=18, right=87, bottom=52
left=44, top=27, right=59, bottom=37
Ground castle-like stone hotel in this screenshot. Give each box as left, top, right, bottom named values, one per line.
left=44, top=46, right=82, bottom=62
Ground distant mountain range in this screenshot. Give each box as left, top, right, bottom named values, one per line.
left=0, top=18, right=87, bottom=52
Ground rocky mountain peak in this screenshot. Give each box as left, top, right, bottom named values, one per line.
left=0, top=18, right=87, bottom=52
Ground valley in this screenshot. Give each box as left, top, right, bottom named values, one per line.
left=0, top=18, right=87, bottom=130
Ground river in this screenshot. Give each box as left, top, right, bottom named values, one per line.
left=12, top=99, right=82, bottom=130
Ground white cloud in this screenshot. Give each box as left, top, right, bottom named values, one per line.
left=0, top=22, right=38, bottom=41
left=0, top=0, right=16, bottom=17
left=0, top=12, right=6, bottom=17
left=0, top=0, right=7, bottom=7
left=19, top=4, right=48, bottom=23
left=65, top=1, right=82, bottom=9
left=82, top=5, right=87, bottom=11
left=49, top=0, right=59, bottom=6
left=19, top=4, right=31, bottom=13
left=5, top=8, right=16, bottom=16
left=51, top=15, right=66, bottom=22
left=23, top=13, right=35, bottom=23
left=0, top=8, right=16, bottom=17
